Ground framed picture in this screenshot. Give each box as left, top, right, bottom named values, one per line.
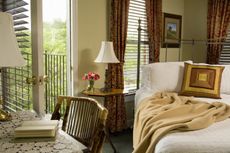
left=162, top=13, right=182, bottom=48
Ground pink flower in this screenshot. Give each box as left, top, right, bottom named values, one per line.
left=82, top=72, right=100, bottom=81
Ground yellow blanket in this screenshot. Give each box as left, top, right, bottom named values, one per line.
left=133, top=92, right=230, bottom=153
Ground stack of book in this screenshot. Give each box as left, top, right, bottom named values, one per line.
left=14, top=120, right=59, bottom=138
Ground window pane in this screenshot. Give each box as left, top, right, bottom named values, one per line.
left=43, top=0, right=68, bottom=113
left=43, top=0, right=67, bottom=54
left=124, top=0, right=149, bottom=91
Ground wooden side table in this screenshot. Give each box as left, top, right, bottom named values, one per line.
left=82, top=88, right=124, bottom=97
left=82, top=88, right=125, bottom=153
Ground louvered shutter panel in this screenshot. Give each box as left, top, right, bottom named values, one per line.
left=219, top=29, right=230, bottom=64
left=124, top=0, right=149, bottom=91
left=4, top=0, right=30, bottom=48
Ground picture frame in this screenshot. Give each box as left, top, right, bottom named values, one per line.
left=162, top=13, right=182, bottom=48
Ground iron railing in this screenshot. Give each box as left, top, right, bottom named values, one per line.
left=0, top=52, right=67, bottom=114
left=1, top=52, right=32, bottom=112
left=44, top=53, right=67, bottom=114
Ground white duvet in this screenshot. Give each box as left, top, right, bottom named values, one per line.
left=135, top=88, right=230, bottom=153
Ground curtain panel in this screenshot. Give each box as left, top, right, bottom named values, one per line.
left=145, top=0, right=162, bottom=63
left=0, top=0, right=2, bottom=12
left=207, top=0, right=230, bottom=64
left=105, top=0, right=130, bottom=132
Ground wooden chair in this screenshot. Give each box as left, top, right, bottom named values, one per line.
left=51, top=96, right=108, bottom=153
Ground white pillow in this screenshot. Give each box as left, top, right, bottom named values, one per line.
left=141, top=61, right=192, bottom=92
left=219, top=64, right=230, bottom=94
left=141, top=65, right=151, bottom=88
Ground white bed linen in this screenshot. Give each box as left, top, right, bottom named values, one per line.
left=135, top=89, right=230, bottom=153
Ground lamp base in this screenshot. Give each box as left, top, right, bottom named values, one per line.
left=0, top=109, right=12, bottom=121
left=101, top=68, right=111, bottom=93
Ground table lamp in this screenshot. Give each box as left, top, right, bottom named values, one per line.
left=95, top=41, right=119, bottom=92
left=0, top=12, right=26, bottom=121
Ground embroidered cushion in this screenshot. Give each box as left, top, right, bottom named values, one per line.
left=180, top=63, right=224, bottom=98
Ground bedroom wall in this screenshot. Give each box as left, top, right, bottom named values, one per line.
left=161, top=0, right=208, bottom=63
left=75, top=0, right=135, bottom=127
left=75, top=0, right=108, bottom=95
left=161, top=0, right=184, bottom=62
left=183, top=0, right=208, bottom=63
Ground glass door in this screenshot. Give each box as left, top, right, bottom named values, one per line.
left=43, top=0, right=70, bottom=114
left=1, top=0, right=71, bottom=116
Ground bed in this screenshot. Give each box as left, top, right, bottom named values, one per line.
left=134, top=61, right=230, bottom=153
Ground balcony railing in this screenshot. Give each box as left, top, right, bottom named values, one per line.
left=1, top=52, right=32, bottom=112
left=0, top=52, right=67, bottom=114
left=44, top=53, right=67, bottom=114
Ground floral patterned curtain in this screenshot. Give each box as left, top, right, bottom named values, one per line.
left=145, top=0, right=162, bottom=63
left=207, top=0, right=230, bottom=64
left=105, top=0, right=130, bottom=132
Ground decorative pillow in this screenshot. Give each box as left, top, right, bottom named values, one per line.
left=180, top=63, right=224, bottom=99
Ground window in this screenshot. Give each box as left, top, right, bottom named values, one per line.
left=43, top=0, right=67, bottom=54
left=1, top=0, right=31, bottom=111
left=219, top=28, right=230, bottom=64
left=1, top=0, right=70, bottom=113
left=124, top=0, right=149, bottom=91
left=43, top=0, right=69, bottom=113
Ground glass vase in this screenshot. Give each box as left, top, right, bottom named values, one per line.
left=87, top=80, right=94, bottom=92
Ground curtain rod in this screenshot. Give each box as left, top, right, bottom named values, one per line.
left=160, top=39, right=228, bottom=44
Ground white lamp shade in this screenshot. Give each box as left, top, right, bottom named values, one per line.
left=94, top=41, right=119, bottom=63
left=0, top=12, right=26, bottom=67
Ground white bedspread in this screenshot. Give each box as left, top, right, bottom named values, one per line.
left=135, top=89, right=230, bottom=153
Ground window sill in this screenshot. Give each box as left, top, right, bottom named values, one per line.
left=124, top=89, right=136, bottom=96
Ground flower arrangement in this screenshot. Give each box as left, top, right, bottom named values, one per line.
left=83, top=72, right=100, bottom=92
left=82, top=72, right=100, bottom=81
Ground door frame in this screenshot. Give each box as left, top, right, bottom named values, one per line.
left=30, top=0, right=75, bottom=116
left=31, top=0, right=45, bottom=116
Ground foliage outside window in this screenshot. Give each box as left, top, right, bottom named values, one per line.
left=43, top=0, right=68, bottom=114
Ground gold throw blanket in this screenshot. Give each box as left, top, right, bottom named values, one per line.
left=133, top=92, right=230, bottom=153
